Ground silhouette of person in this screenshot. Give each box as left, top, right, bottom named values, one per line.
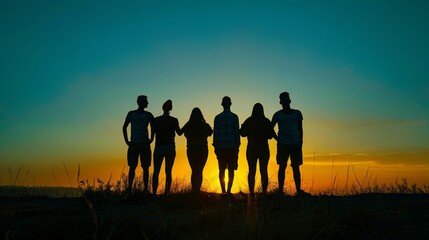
left=213, top=96, right=240, bottom=194
left=240, top=103, right=277, bottom=195
left=151, top=100, right=182, bottom=196
left=181, top=108, right=213, bottom=193
left=122, top=95, right=154, bottom=194
left=272, top=92, right=309, bottom=196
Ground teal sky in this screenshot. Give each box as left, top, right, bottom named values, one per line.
left=1, top=1, right=429, bottom=186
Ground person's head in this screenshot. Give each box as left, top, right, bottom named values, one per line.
left=251, top=103, right=265, bottom=119
left=189, top=107, right=206, bottom=123
left=279, top=92, right=291, bottom=107
left=137, top=95, right=148, bottom=108
left=221, top=96, right=232, bottom=109
left=162, top=99, right=173, bottom=113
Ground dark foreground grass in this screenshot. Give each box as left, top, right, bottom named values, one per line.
left=1, top=189, right=429, bottom=240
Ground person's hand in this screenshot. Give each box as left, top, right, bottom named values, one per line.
left=149, top=138, right=154, bottom=144
left=125, top=140, right=131, bottom=146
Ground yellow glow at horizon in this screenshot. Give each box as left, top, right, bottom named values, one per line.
left=3, top=140, right=429, bottom=195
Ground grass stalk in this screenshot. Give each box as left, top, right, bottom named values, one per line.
left=62, top=161, right=73, bottom=188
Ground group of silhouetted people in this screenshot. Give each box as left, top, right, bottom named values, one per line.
left=122, top=92, right=310, bottom=197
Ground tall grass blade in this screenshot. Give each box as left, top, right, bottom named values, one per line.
left=8, top=165, right=14, bottom=183
left=344, top=160, right=351, bottom=194
left=363, top=166, right=370, bottom=188
left=22, top=167, right=31, bottom=186
left=51, top=168, right=58, bottom=186
left=351, top=161, right=362, bottom=189
left=106, top=172, right=113, bottom=191
left=62, top=161, right=72, bottom=188
left=13, top=164, right=23, bottom=186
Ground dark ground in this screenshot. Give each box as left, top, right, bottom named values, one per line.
left=1, top=191, right=429, bottom=240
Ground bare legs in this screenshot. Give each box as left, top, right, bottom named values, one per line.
left=278, top=164, right=301, bottom=194
left=152, top=152, right=176, bottom=196
left=219, top=168, right=235, bottom=194
left=187, top=148, right=208, bottom=192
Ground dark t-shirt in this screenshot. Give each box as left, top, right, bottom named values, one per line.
left=240, top=117, right=275, bottom=148
left=182, top=121, right=213, bottom=147
left=153, top=115, right=179, bottom=146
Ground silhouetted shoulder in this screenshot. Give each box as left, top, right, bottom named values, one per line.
left=292, top=109, right=303, bottom=120
left=147, top=111, right=155, bottom=119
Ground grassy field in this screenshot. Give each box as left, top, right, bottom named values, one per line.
left=1, top=182, right=429, bottom=240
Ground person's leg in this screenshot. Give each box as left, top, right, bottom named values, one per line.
left=247, top=148, right=257, bottom=194
left=152, top=152, right=163, bottom=196
left=127, top=145, right=139, bottom=193
left=216, top=149, right=227, bottom=193
left=164, top=151, right=176, bottom=195
left=227, top=149, right=239, bottom=194
left=278, top=163, right=286, bottom=193
left=194, top=148, right=208, bottom=192
left=187, top=148, right=199, bottom=192
left=290, top=144, right=304, bottom=194
left=259, top=147, right=270, bottom=193
left=128, top=165, right=137, bottom=193
left=142, top=166, right=150, bottom=192
left=277, top=144, right=289, bottom=194
left=141, top=143, right=152, bottom=192
left=292, top=165, right=301, bottom=192
left=227, top=169, right=234, bottom=194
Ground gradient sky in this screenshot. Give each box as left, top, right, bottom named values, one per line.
left=1, top=1, right=428, bottom=193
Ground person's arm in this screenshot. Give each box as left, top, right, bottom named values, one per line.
left=271, top=113, right=279, bottom=141
left=213, top=117, right=217, bottom=147
left=122, top=118, right=131, bottom=146
left=266, top=119, right=278, bottom=141
left=206, top=123, right=213, bottom=137
left=175, top=119, right=183, bottom=136
left=235, top=115, right=240, bottom=146
left=179, top=122, right=187, bottom=137
left=239, top=119, right=248, bottom=137
left=150, top=118, right=156, bottom=144
left=271, top=113, right=277, bottom=128
left=149, top=120, right=154, bottom=144
left=298, top=120, right=303, bottom=145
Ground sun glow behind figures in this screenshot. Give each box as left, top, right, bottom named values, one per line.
left=1, top=1, right=429, bottom=192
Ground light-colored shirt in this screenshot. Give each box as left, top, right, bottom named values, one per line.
left=125, top=110, right=154, bottom=144
left=272, top=109, right=303, bottom=144
left=213, top=109, right=240, bottom=149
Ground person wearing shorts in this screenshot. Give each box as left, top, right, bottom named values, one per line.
left=151, top=100, right=182, bottom=196
left=213, top=96, right=240, bottom=194
left=122, top=95, right=154, bottom=193
left=272, top=92, right=310, bottom=196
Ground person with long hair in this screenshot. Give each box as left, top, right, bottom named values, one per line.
left=151, top=100, right=182, bottom=196
left=240, top=103, right=276, bottom=195
left=181, top=108, right=213, bottom=193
